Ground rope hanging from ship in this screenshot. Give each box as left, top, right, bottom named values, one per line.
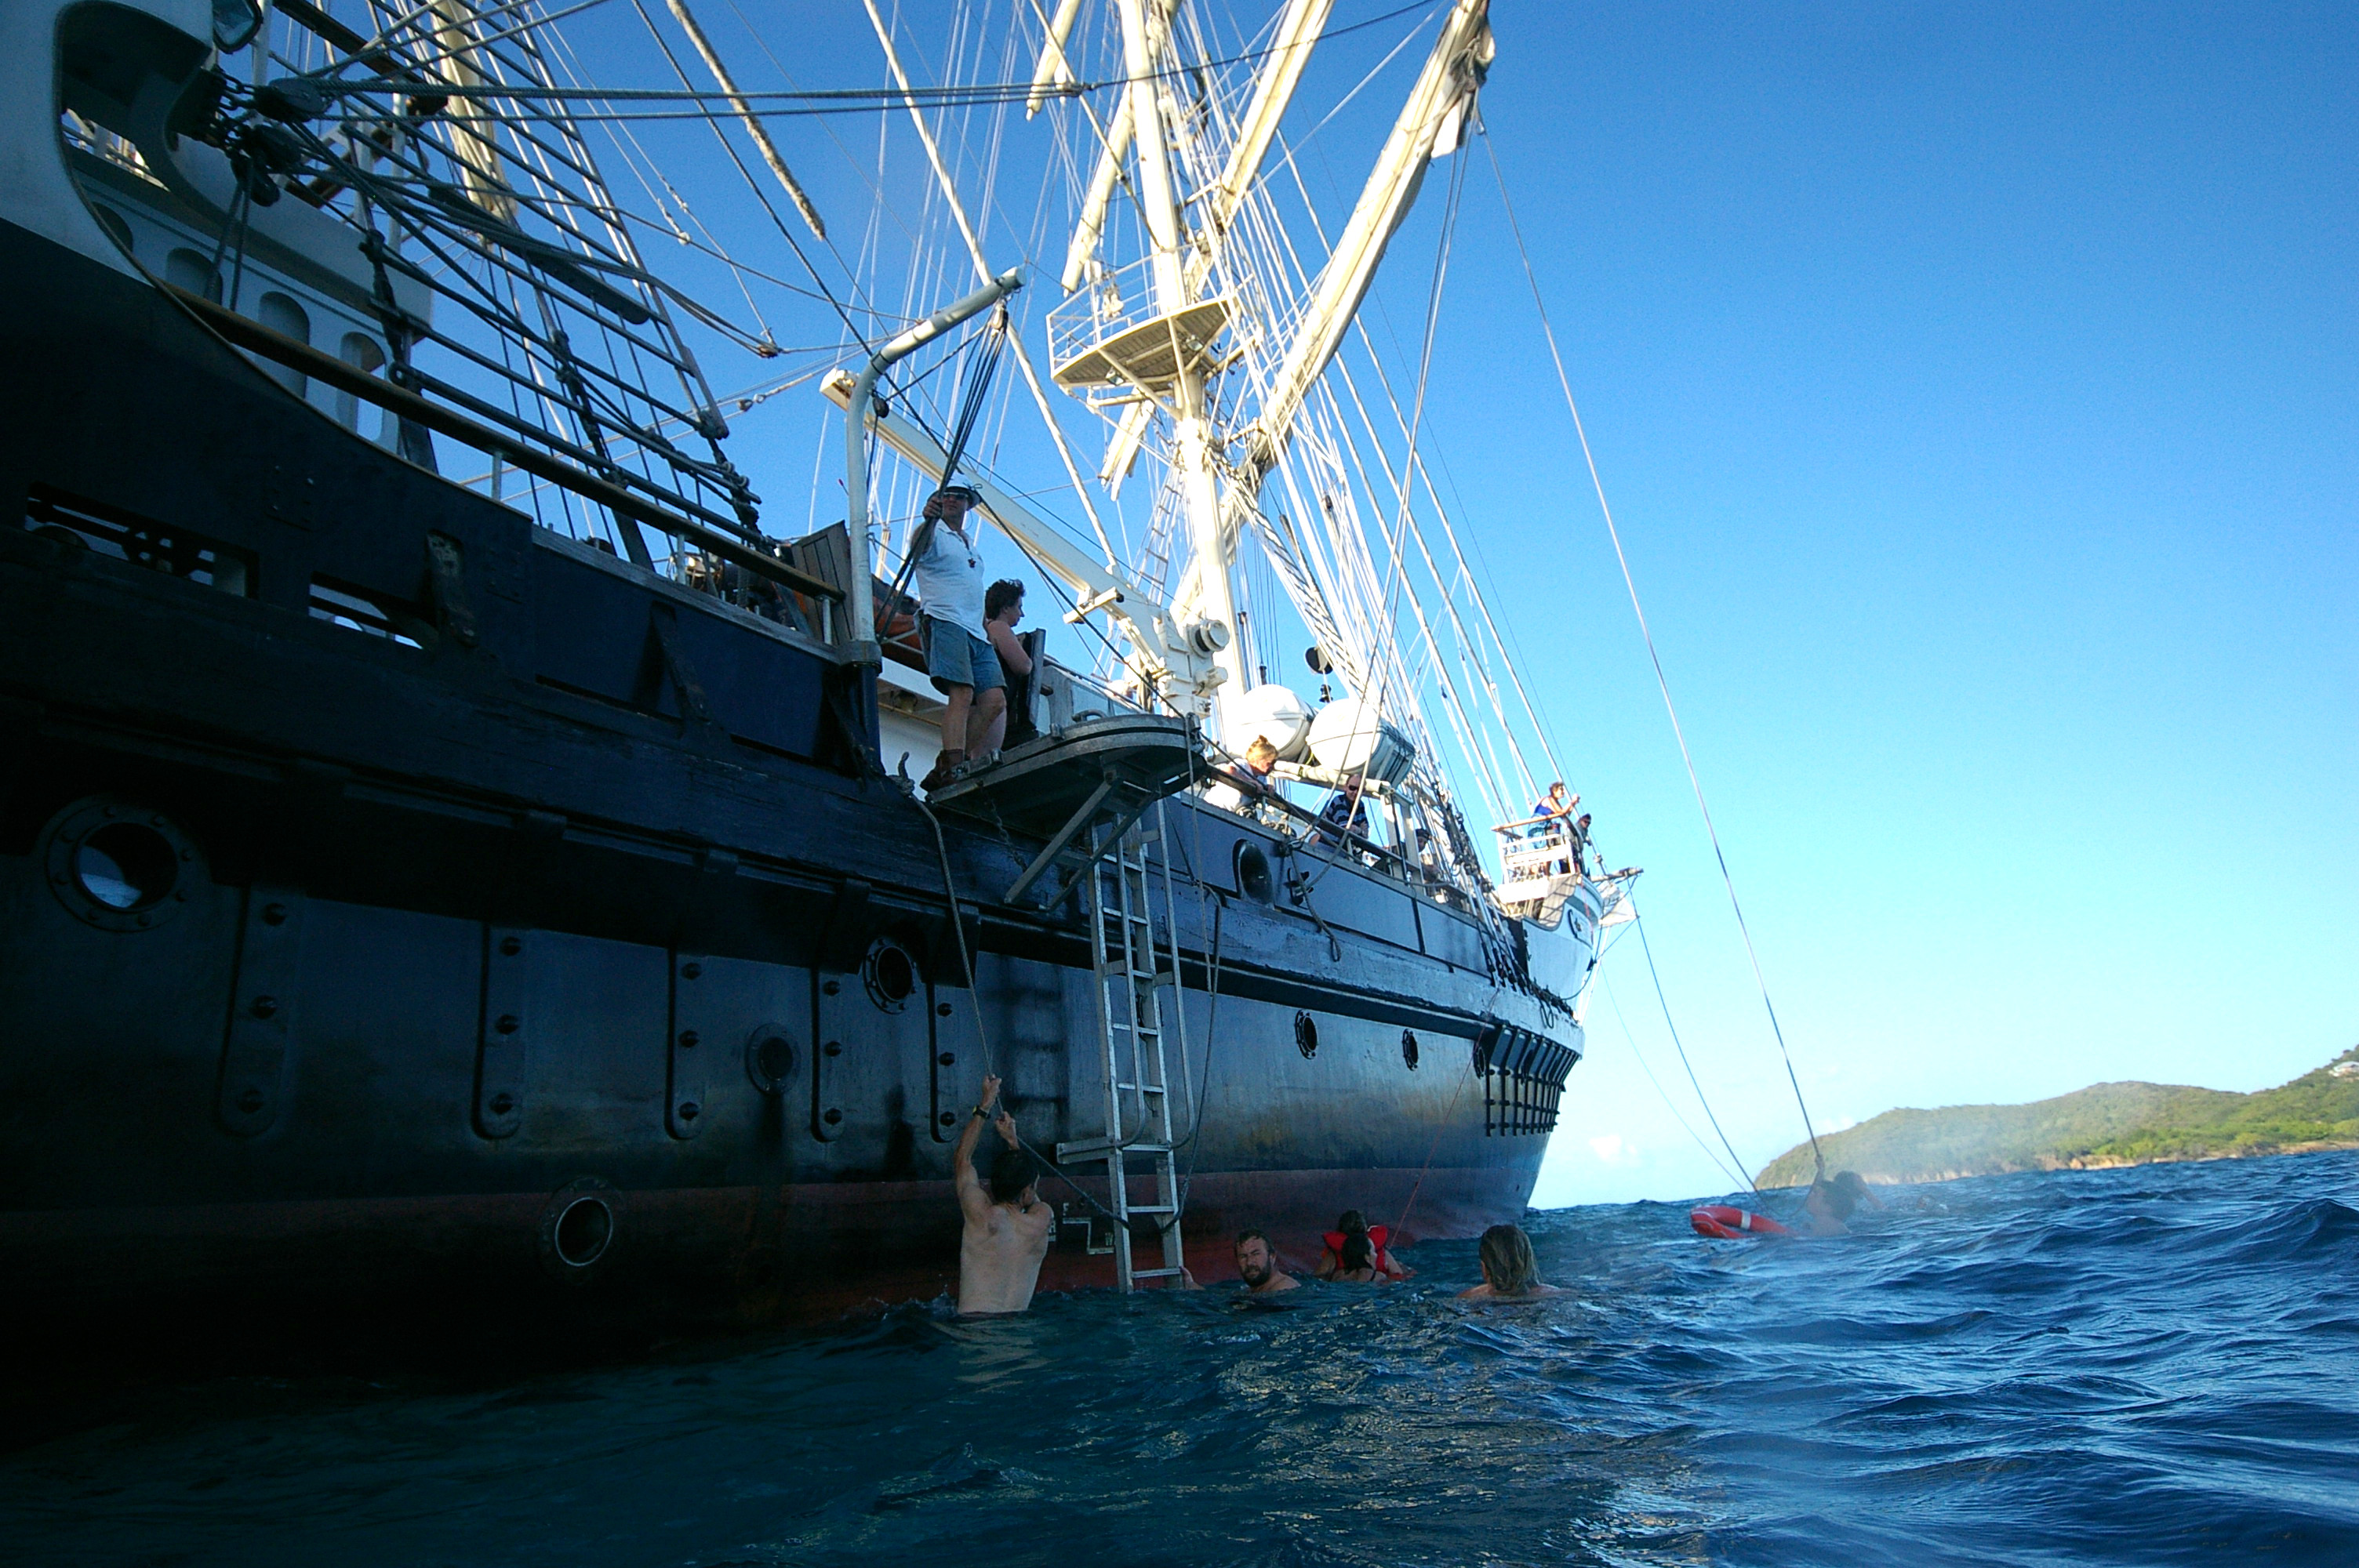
left=1483, top=120, right=1829, bottom=1185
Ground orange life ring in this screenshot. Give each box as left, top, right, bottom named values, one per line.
left=1690, top=1204, right=1790, bottom=1240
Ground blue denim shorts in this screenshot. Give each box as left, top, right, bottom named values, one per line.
left=922, top=618, right=1005, bottom=695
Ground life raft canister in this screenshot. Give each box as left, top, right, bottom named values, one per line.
left=1689, top=1204, right=1790, bottom=1240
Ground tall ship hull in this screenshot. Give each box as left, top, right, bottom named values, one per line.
left=2, top=0, right=1615, bottom=1337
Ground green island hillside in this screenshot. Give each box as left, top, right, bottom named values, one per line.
left=1757, top=1047, right=2359, bottom=1188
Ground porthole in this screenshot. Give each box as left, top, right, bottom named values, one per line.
left=1294, top=1010, right=1319, bottom=1060
left=744, top=1023, right=796, bottom=1094
left=40, top=797, right=204, bottom=932
left=552, top=1196, right=613, bottom=1267
left=1401, top=1029, right=1420, bottom=1070
left=1234, top=841, right=1274, bottom=902
left=538, top=1177, right=620, bottom=1283
left=78, top=823, right=176, bottom=909
left=862, top=937, right=918, bottom=1012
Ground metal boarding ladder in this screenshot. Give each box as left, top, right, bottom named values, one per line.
left=1056, top=804, right=1191, bottom=1292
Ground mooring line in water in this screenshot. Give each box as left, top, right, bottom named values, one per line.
left=1485, top=130, right=1828, bottom=1181
left=913, top=792, right=1136, bottom=1236
left=1393, top=1052, right=1478, bottom=1240
left=1165, top=753, right=1231, bottom=1226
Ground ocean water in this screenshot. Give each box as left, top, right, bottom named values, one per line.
left=5, top=1150, right=2356, bottom=1567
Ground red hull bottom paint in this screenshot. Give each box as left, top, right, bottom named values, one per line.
left=0, top=1165, right=1529, bottom=1331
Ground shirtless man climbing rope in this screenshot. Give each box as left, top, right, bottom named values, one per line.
left=954, top=1075, right=1052, bottom=1315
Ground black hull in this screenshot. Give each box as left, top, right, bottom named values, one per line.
left=0, top=216, right=1581, bottom=1339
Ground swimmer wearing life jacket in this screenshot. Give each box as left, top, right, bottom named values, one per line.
left=1314, top=1210, right=1412, bottom=1282
left=1458, top=1224, right=1561, bottom=1301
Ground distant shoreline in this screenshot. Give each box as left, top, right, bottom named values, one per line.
left=1835, top=1136, right=2359, bottom=1187
left=1756, top=1051, right=2359, bottom=1188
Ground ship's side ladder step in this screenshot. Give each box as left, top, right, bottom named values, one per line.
left=1055, top=804, right=1192, bottom=1292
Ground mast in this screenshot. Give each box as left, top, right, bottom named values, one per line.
left=1240, top=0, right=1492, bottom=482
left=1043, top=0, right=1493, bottom=734
left=1115, top=0, right=1245, bottom=704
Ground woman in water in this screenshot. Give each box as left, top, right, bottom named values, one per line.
left=1328, top=1228, right=1389, bottom=1283
left=1459, top=1224, right=1561, bottom=1301
left=1313, top=1210, right=1412, bottom=1281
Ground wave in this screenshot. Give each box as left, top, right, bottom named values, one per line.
left=3, top=1151, right=2356, bottom=1566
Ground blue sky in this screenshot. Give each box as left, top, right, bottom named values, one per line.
left=1471, top=3, right=2358, bottom=1203
left=552, top=2, right=2356, bottom=1203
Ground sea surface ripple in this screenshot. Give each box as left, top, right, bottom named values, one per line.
left=5, top=1151, right=2356, bottom=1566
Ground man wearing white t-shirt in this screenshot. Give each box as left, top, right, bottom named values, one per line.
left=911, top=485, right=1003, bottom=791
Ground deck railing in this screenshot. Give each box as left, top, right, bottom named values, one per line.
left=1494, top=814, right=1580, bottom=884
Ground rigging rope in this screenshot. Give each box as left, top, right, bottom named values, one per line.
left=874, top=310, right=1011, bottom=637
left=940, top=303, right=1012, bottom=485
left=913, top=793, right=1130, bottom=1235
left=1631, top=908, right=1759, bottom=1191
left=1485, top=129, right=1827, bottom=1183
left=627, top=0, right=872, bottom=354
left=320, top=1, right=1441, bottom=115
left=1601, top=971, right=1750, bottom=1194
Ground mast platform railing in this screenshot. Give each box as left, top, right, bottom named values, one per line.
left=1048, top=256, right=1233, bottom=395
left=1494, top=814, right=1581, bottom=887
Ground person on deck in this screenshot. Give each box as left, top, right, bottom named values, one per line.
left=953, top=1073, right=1052, bottom=1315
left=1311, top=774, right=1368, bottom=849
left=1206, top=735, right=1280, bottom=815
left=1230, top=735, right=1279, bottom=792
left=1568, top=812, right=1594, bottom=877
left=1519, top=784, right=1579, bottom=873
left=1459, top=1223, right=1561, bottom=1301
left=1528, top=782, right=1577, bottom=831
left=911, top=485, right=1003, bottom=792
left=1233, top=1229, right=1299, bottom=1294
left=977, top=578, right=1031, bottom=759
left=1312, top=1210, right=1411, bottom=1282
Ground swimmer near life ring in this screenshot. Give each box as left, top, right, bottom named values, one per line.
left=1689, top=1204, right=1790, bottom=1240
left=1323, top=1223, right=1392, bottom=1254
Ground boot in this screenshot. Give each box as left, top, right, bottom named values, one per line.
left=919, top=747, right=964, bottom=792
